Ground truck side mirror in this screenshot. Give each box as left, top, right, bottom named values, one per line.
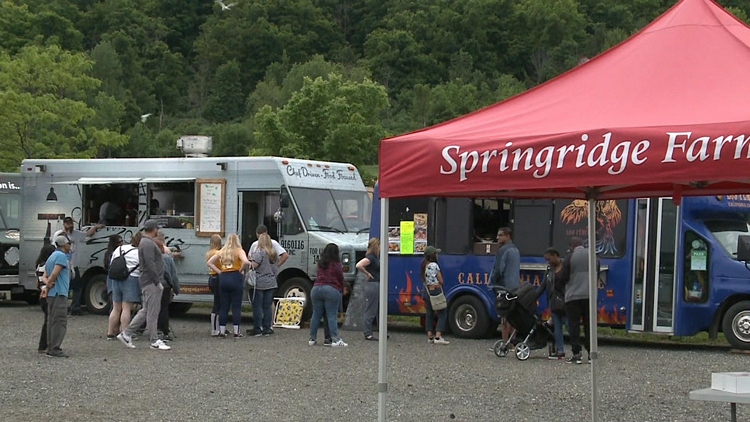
left=280, top=194, right=290, bottom=208
left=738, top=235, right=750, bottom=261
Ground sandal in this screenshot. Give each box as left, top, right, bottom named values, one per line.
left=364, top=335, right=377, bottom=341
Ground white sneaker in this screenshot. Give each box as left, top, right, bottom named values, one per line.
left=150, top=339, right=171, bottom=350
left=117, top=333, right=135, bottom=349
left=433, top=337, right=450, bottom=345
left=308, top=339, right=317, bottom=346
left=331, top=339, right=348, bottom=347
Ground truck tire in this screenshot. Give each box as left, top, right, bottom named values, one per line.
left=278, top=277, right=312, bottom=321
left=24, top=290, right=40, bottom=305
left=722, top=301, right=750, bottom=349
left=84, top=274, right=110, bottom=315
left=169, top=302, right=193, bottom=317
left=448, top=295, right=490, bottom=339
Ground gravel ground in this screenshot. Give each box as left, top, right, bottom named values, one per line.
left=0, top=300, right=747, bottom=422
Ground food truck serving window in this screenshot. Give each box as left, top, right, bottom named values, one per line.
left=147, top=180, right=196, bottom=229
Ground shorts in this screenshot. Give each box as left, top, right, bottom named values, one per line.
left=112, top=275, right=141, bottom=303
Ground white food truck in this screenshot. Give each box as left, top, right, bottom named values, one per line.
left=18, top=145, right=371, bottom=317
left=0, top=173, right=22, bottom=301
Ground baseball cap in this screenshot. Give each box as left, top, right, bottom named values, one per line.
left=424, top=245, right=441, bottom=255
left=54, top=235, right=70, bottom=247
left=143, top=219, right=159, bottom=231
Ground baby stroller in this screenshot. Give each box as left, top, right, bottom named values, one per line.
left=492, top=283, right=554, bottom=361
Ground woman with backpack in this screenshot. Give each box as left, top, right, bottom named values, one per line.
left=106, top=232, right=142, bottom=340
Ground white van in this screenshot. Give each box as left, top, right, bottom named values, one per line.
left=19, top=156, right=371, bottom=317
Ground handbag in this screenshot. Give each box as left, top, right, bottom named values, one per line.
left=550, top=292, right=566, bottom=313
left=427, top=285, right=448, bottom=311
left=245, top=268, right=257, bottom=288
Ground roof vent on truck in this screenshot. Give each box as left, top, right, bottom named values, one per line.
left=176, top=136, right=212, bottom=157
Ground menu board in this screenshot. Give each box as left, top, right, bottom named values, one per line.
left=196, top=178, right=226, bottom=237
left=389, top=213, right=428, bottom=255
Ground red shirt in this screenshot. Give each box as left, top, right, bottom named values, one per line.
left=315, top=262, right=344, bottom=292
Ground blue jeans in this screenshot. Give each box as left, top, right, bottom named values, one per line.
left=251, top=288, right=275, bottom=334
left=551, top=311, right=569, bottom=354
left=309, top=285, right=341, bottom=342
left=424, top=291, right=447, bottom=334
left=219, top=271, right=243, bottom=327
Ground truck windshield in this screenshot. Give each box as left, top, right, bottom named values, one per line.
left=290, top=187, right=372, bottom=233
left=705, top=219, right=750, bottom=260
left=0, top=193, right=21, bottom=230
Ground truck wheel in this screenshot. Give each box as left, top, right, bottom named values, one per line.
left=448, top=295, right=490, bottom=339
left=722, top=301, right=750, bottom=349
left=84, top=274, right=110, bottom=315
left=278, top=277, right=312, bottom=321
left=169, top=302, right=193, bottom=317
left=24, top=290, right=40, bottom=305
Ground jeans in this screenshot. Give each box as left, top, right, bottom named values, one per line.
left=219, top=272, right=244, bottom=327
left=70, top=267, right=82, bottom=311
left=309, top=285, right=341, bottom=342
left=125, top=283, right=163, bottom=343
left=425, top=291, right=447, bottom=334
left=363, top=281, right=379, bottom=337
left=550, top=311, right=569, bottom=354
left=38, top=297, right=48, bottom=351
left=157, top=286, right=173, bottom=335
left=251, top=288, right=275, bottom=334
left=565, top=298, right=591, bottom=356
left=47, top=295, right=68, bottom=351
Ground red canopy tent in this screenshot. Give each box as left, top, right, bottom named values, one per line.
left=379, top=0, right=750, bottom=201
left=374, top=1, right=750, bottom=420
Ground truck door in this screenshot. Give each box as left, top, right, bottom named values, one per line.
left=630, top=198, right=678, bottom=333
left=278, top=186, right=307, bottom=270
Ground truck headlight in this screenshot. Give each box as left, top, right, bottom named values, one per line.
left=341, top=253, right=351, bottom=272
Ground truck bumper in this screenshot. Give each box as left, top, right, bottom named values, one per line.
left=0, top=275, right=22, bottom=300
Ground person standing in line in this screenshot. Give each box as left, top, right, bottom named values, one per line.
left=53, top=216, right=104, bottom=315
left=489, top=227, right=521, bottom=345
left=356, top=238, right=381, bottom=341
left=155, top=232, right=180, bottom=341
left=117, top=220, right=170, bottom=351
left=247, top=225, right=288, bottom=267
left=106, top=233, right=142, bottom=340
left=308, top=243, right=348, bottom=347
left=43, top=236, right=73, bottom=357
left=421, top=246, right=450, bottom=345
left=206, top=235, right=222, bottom=336
left=562, top=237, right=597, bottom=364
left=540, top=248, right=570, bottom=360
left=248, top=234, right=279, bottom=336
left=207, top=233, right=251, bottom=338
left=36, top=244, right=56, bottom=353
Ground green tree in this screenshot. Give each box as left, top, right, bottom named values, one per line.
left=204, top=60, right=245, bottom=123
left=0, top=45, right=126, bottom=170
left=254, top=74, right=388, bottom=166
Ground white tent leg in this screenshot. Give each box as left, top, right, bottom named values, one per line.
left=378, top=197, right=389, bottom=421
left=588, top=199, right=599, bottom=422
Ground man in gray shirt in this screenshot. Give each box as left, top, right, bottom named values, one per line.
left=489, top=227, right=521, bottom=344
left=117, top=220, right=170, bottom=351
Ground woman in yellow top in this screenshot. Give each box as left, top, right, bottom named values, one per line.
left=205, top=234, right=222, bottom=336
left=207, top=233, right=250, bottom=338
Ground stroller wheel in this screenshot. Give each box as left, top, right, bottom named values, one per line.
left=493, top=340, right=508, bottom=357
left=515, top=342, right=530, bottom=361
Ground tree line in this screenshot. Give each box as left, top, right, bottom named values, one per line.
left=1, top=0, right=748, bottom=183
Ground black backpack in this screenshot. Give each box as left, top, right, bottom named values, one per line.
left=109, top=247, right=138, bottom=281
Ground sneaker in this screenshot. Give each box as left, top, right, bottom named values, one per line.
left=433, top=337, right=450, bottom=345
left=548, top=351, right=558, bottom=360
left=117, top=333, right=135, bottom=349
left=331, top=339, right=348, bottom=347
left=216, top=333, right=227, bottom=338
left=233, top=333, right=244, bottom=338
left=427, top=337, right=434, bottom=344
left=262, top=329, right=274, bottom=336
left=587, top=354, right=592, bottom=364
left=106, top=335, right=116, bottom=341
left=150, top=339, right=171, bottom=350
left=308, top=339, right=317, bottom=346
left=212, top=330, right=221, bottom=337
left=46, top=349, right=68, bottom=358
left=253, top=330, right=263, bottom=337
left=566, top=354, right=583, bottom=364
left=323, top=338, right=333, bottom=346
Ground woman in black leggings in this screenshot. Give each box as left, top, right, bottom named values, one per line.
left=206, top=235, right=222, bottom=336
